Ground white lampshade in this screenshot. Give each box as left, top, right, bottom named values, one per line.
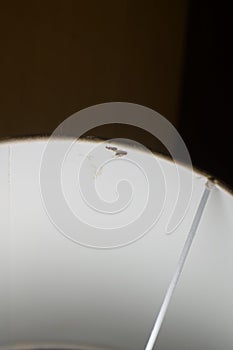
left=0, top=137, right=232, bottom=350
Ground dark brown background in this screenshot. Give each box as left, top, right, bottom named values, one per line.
left=0, top=1, right=232, bottom=186
left=0, top=1, right=187, bottom=135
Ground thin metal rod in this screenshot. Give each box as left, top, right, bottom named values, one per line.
left=145, top=179, right=215, bottom=350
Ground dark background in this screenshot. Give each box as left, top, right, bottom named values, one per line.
left=0, top=1, right=232, bottom=187
left=179, top=1, right=232, bottom=188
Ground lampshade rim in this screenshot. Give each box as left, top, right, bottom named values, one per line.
left=0, top=134, right=232, bottom=197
